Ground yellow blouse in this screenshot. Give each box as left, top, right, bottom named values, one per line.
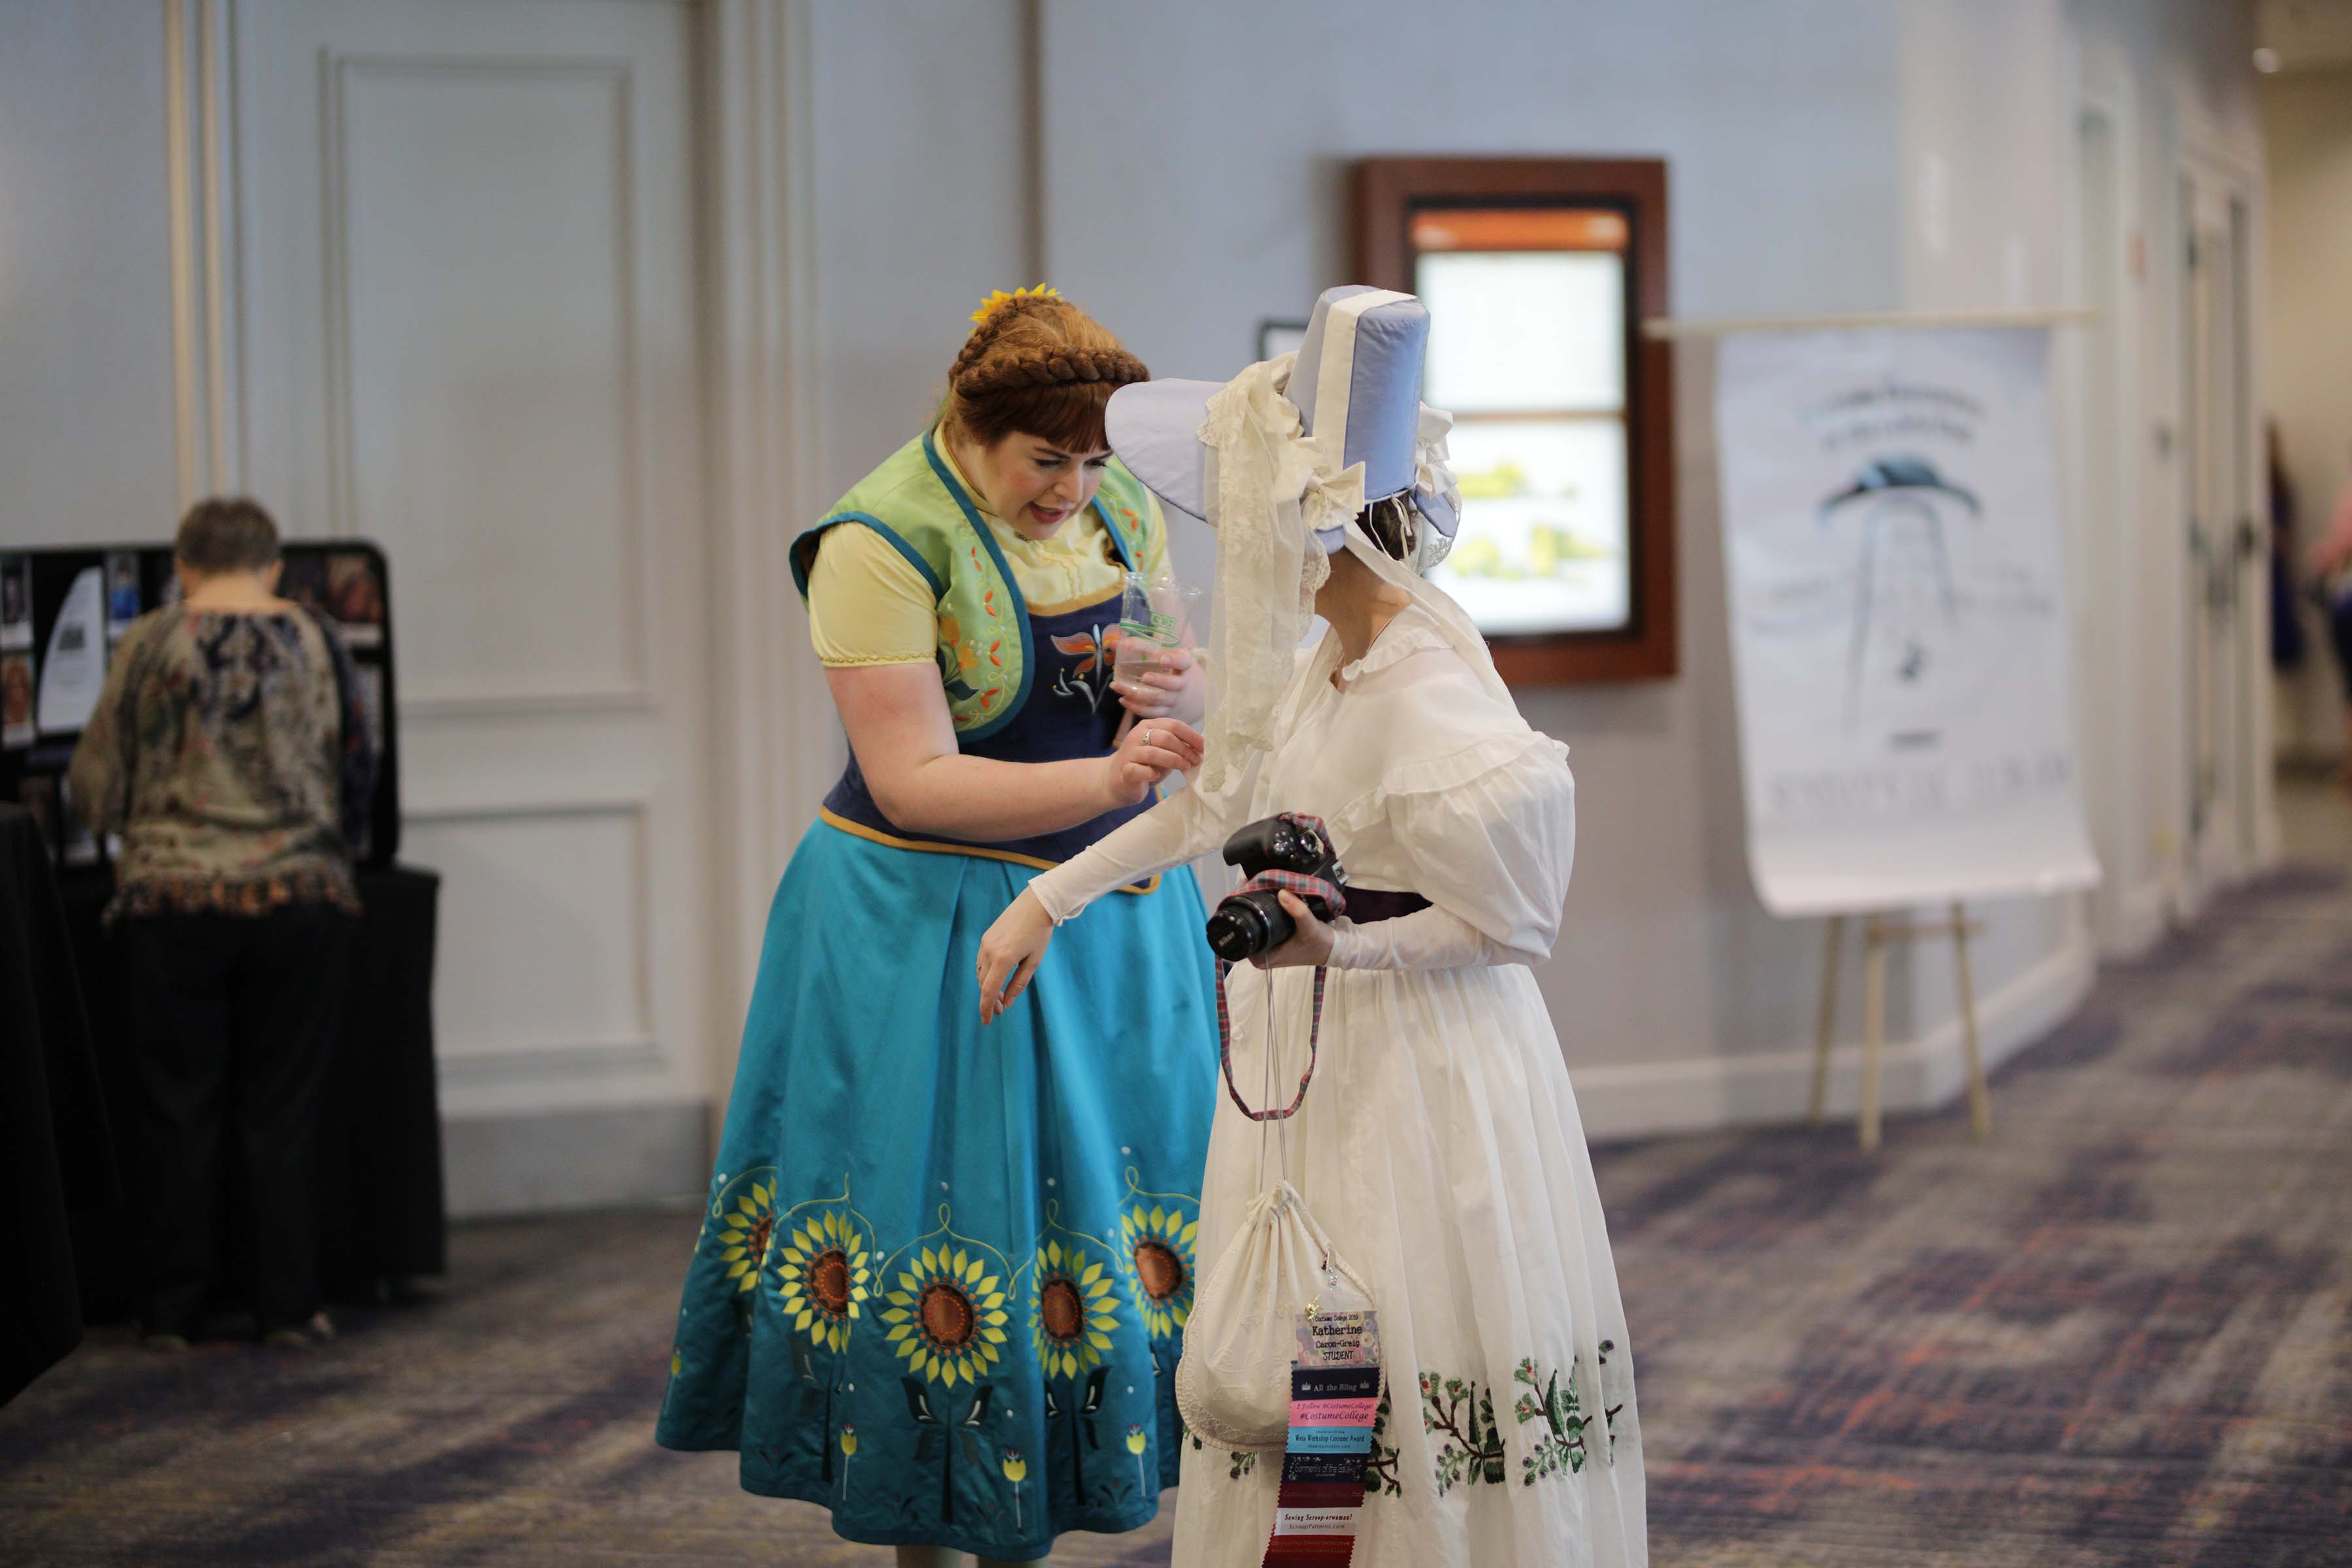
left=808, top=430, right=1173, bottom=667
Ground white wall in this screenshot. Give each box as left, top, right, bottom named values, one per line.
left=0, top=3, right=178, bottom=542
left=2261, top=65, right=2352, bottom=764
left=1022, top=0, right=2265, bottom=1136
left=1039, top=0, right=2095, bottom=1137
left=0, top=1, right=2280, bottom=1182
left=809, top=0, right=1030, bottom=506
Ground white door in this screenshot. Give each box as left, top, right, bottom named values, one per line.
left=2180, top=173, right=2259, bottom=891
left=231, top=0, right=717, bottom=1202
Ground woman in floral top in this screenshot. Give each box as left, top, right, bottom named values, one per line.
left=69, top=497, right=375, bottom=1350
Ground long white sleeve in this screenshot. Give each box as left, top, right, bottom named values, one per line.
left=1325, top=902, right=1514, bottom=971
left=1027, top=781, right=1241, bottom=923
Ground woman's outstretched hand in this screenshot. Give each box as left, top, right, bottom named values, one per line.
left=1251, top=890, right=1337, bottom=971
left=977, top=890, right=1057, bottom=1024
left=1101, top=717, right=1204, bottom=809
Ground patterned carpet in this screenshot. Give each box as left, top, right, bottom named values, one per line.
left=5, top=857, right=2350, bottom=1564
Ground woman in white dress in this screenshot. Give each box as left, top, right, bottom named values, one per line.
left=978, top=287, right=1646, bottom=1567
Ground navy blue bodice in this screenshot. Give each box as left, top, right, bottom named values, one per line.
left=822, top=588, right=1162, bottom=876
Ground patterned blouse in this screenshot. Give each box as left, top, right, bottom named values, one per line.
left=67, top=608, right=376, bottom=921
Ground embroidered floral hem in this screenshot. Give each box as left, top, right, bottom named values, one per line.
left=107, top=867, right=363, bottom=926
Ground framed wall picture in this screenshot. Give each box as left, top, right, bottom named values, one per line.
left=1356, top=157, right=1676, bottom=683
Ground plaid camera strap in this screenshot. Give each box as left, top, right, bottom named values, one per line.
left=1213, top=869, right=1345, bottom=1123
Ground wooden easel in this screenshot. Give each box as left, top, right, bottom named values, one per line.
left=1807, top=902, right=1991, bottom=1152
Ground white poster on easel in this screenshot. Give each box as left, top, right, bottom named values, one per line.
left=1715, top=325, right=2100, bottom=915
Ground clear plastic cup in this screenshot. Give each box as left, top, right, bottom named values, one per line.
left=1114, top=574, right=1200, bottom=691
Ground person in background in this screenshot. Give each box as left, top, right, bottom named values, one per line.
left=2309, top=438, right=2352, bottom=792
left=68, top=498, right=376, bottom=1350
left=2268, top=423, right=2306, bottom=672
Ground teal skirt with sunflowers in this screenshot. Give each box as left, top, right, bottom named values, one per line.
left=655, top=819, right=1218, bottom=1559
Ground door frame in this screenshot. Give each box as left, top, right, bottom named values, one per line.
left=696, top=0, right=840, bottom=1112
left=2175, top=104, right=2276, bottom=911
left=2063, top=41, right=2154, bottom=955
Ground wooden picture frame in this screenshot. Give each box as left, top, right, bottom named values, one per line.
left=1355, top=156, right=1676, bottom=683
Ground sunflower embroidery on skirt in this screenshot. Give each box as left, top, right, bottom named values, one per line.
left=879, top=1213, right=1018, bottom=1527
left=1119, top=1173, right=1197, bottom=1467
left=881, top=1218, right=1014, bottom=1389
left=698, top=1168, right=779, bottom=1333
left=1023, top=1210, right=1147, bottom=1508
left=1026, top=1222, right=1122, bottom=1381
left=769, top=1192, right=877, bottom=1356
left=1119, top=1172, right=1199, bottom=1344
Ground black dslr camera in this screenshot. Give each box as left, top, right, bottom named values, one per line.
left=1203, top=815, right=1347, bottom=963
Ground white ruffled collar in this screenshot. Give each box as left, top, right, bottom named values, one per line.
left=1334, top=603, right=1450, bottom=685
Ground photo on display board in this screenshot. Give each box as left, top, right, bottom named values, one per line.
left=56, top=774, right=98, bottom=866
left=351, top=664, right=386, bottom=859
left=0, top=555, right=31, bottom=649
left=37, top=568, right=106, bottom=736
left=18, top=775, right=56, bottom=849
left=106, top=550, right=142, bottom=635
left=277, top=553, right=329, bottom=623
left=353, top=662, right=386, bottom=760
left=2, top=652, right=35, bottom=749
left=325, top=552, right=384, bottom=647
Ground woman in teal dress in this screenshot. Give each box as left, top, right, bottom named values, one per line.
left=657, top=289, right=1219, bottom=1568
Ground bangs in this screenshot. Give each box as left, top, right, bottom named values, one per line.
left=961, top=381, right=1114, bottom=454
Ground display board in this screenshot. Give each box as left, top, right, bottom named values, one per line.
left=0, top=542, right=400, bottom=870
left=1714, top=326, right=2099, bottom=915
left=1356, top=156, right=1676, bottom=683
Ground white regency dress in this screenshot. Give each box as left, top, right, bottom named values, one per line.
left=1028, top=604, right=1646, bottom=1568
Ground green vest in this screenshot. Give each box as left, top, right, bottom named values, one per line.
left=789, top=429, right=1158, bottom=740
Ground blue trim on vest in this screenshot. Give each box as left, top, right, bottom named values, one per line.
left=922, top=429, right=1034, bottom=741
left=1092, top=493, right=1140, bottom=574
left=790, top=510, right=945, bottom=602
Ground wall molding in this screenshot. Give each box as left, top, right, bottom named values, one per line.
left=2065, top=35, right=2150, bottom=959
left=401, top=794, right=659, bottom=1079
left=700, top=0, right=830, bottom=1103
left=165, top=0, right=246, bottom=505
left=1573, top=934, right=2097, bottom=1143
left=318, top=50, right=656, bottom=712
left=399, top=684, right=657, bottom=721
left=436, top=1035, right=664, bottom=1087
left=442, top=1100, right=709, bottom=1218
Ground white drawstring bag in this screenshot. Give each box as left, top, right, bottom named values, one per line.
left=1175, top=919, right=1382, bottom=1453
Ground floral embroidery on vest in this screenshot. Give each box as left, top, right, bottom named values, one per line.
left=1049, top=623, right=1126, bottom=711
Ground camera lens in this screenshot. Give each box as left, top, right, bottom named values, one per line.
left=1205, top=902, right=1269, bottom=963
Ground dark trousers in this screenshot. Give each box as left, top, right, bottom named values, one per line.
left=2332, top=598, right=2352, bottom=696
left=118, top=904, right=355, bottom=1335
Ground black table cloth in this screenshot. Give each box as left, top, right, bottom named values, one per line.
left=0, top=804, right=117, bottom=1407
left=55, top=864, right=448, bottom=1321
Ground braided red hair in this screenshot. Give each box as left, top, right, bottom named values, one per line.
left=941, top=293, right=1147, bottom=452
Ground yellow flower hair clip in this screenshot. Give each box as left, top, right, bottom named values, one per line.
left=970, top=284, right=1059, bottom=327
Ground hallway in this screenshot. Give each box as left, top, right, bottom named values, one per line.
left=5, top=792, right=2349, bottom=1565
